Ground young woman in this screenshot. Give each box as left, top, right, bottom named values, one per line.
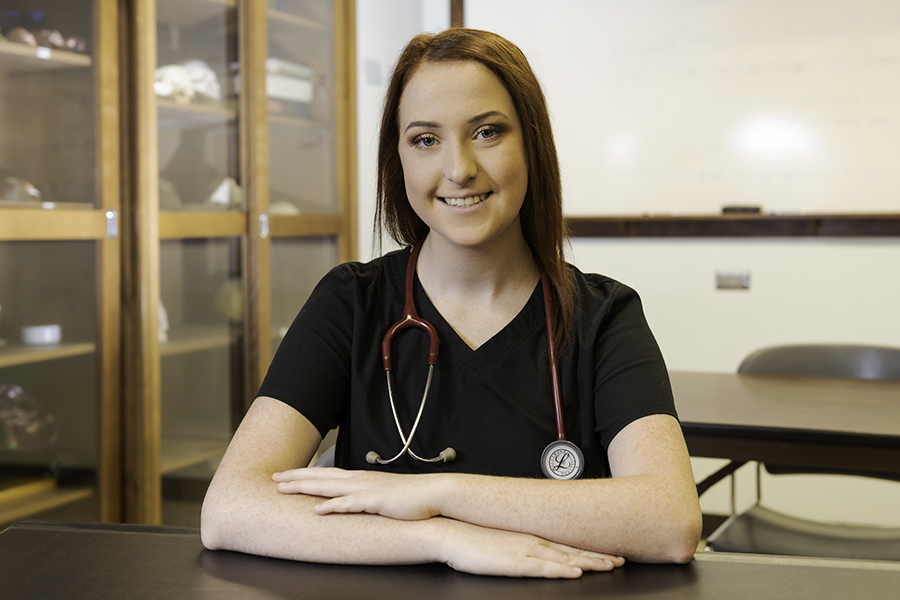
left=201, top=28, right=702, bottom=578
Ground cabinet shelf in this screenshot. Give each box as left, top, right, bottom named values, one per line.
left=0, top=201, right=95, bottom=211
left=269, top=213, right=341, bottom=237
left=0, top=40, right=91, bottom=74
left=160, top=326, right=236, bottom=357
left=0, top=478, right=93, bottom=525
left=157, top=98, right=237, bottom=128
left=0, top=342, right=96, bottom=369
left=159, top=212, right=247, bottom=239
left=160, top=438, right=228, bottom=474
left=0, top=208, right=108, bottom=241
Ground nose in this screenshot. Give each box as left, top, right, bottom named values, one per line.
left=442, top=141, right=477, bottom=186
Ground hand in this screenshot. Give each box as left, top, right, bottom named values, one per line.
left=435, top=519, right=625, bottom=578
left=272, top=467, right=443, bottom=520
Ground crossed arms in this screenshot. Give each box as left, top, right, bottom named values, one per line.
left=200, top=396, right=702, bottom=578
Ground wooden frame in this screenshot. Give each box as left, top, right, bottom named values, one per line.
left=96, top=0, right=124, bottom=525
left=121, top=0, right=162, bottom=525
left=451, top=0, right=465, bottom=28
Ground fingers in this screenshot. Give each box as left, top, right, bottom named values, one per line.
left=274, top=475, right=358, bottom=498
left=272, top=467, right=352, bottom=482
left=271, top=469, right=413, bottom=518
left=439, top=521, right=625, bottom=579
left=449, top=547, right=621, bottom=579
left=542, top=541, right=626, bottom=568
left=530, top=543, right=624, bottom=575
left=272, top=468, right=367, bottom=498
left=313, top=495, right=372, bottom=516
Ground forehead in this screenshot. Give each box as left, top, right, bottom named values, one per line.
left=398, top=60, right=517, bottom=123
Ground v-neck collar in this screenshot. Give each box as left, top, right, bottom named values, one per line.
left=411, top=269, right=546, bottom=374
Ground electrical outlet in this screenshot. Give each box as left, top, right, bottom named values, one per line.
left=716, top=271, right=750, bottom=290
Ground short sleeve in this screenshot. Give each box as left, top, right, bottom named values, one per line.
left=257, top=265, right=359, bottom=437
left=575, top=274, right=676, bottom=449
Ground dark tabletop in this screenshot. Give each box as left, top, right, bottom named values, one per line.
left=2, top=520, right=899, bottom=599
left=672, top=371, right=900, bottom=473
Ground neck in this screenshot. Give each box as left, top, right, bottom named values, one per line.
left=415, top=230, right=539, bottom=302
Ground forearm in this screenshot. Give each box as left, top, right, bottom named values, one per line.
left=435, top=472, right=700, bottom=563
left=201, top=469, right=441, bottom=566
left=434, top=415, right=702, bottom=563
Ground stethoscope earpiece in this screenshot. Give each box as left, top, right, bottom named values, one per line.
left=438, top=448, right=456, bottom=462
left=365, top=448, right=456, bottom=465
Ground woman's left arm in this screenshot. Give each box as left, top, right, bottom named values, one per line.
left=274, top=413, right=702, bottom=563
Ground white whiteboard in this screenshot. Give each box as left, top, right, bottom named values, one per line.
left=468, top=0, right=900, bottom=216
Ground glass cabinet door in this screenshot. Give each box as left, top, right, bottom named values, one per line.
left=0, top=0, right=120, bottom=527
left=0, top=242, right=100, bottom=526
left=158, top=238, right=242, bottom=526
left=154, top=0, right=245, bottom=527
left=253, top=0, right=355, bottom=465
left=269, top=238, right=337, bottom=354
left=265, top=0, right=337, bottom=215
left=0, top=2, right=96, bottom=210
left=266, top=0, right=340, bottom=342
left=259, top=0, right=355, bottom=372
left=156, top=0, right=241, bottom=213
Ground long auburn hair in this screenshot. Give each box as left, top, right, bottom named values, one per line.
left=375, top=28, right=575, bottom=350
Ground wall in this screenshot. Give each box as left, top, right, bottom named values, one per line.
left=469, top=0, right=900, bottom=216
left=355, top=0, right=449, bottom=262
left=356, top=0, right=900, bottom=525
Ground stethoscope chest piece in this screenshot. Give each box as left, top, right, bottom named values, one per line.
left=540, top=439, right=584, bottom=480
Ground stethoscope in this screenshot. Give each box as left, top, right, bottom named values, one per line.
left=365, top=239, right=584, bottom=480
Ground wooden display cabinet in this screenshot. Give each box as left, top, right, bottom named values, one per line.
left=122, top=0, right=355, bottom=525
left=0, top=0, right=121, bottom=526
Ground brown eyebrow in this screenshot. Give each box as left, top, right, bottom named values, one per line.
left=468, top=110, right=509, bottom=124
left=402, top=111, right=511, bottom=133
left=403, top=120, right=439, bottom=133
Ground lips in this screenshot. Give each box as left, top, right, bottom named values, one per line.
left=439, top=192, right=491, bottom=207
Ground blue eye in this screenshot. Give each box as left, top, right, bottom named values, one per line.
left=476, top=126, right=499, bottom=140
left=413, top=134, right=438, bottom=148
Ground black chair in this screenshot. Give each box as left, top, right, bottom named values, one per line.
left=698, top=344, right=900, bottom=561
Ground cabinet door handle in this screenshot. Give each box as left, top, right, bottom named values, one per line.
left=259, top=213, right=269, bottom=239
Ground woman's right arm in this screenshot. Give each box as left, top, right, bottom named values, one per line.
left=200, top=396, right=620, bottom=577
left=200, top=396, right=437, bottom=565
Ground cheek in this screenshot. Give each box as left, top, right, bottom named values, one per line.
left=497, top=152, right=529, bottom=205
left=400, top=153, right=438, bottom=201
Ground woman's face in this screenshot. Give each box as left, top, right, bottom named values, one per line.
left=397, top=60, right=529, bottom=252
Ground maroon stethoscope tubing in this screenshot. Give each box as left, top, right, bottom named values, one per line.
left=540, top=270, right=567, bottom=442
left=381, top=239, right=439, bottom=371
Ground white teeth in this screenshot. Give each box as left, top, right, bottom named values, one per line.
left=444, top=193, right=487, bottom=207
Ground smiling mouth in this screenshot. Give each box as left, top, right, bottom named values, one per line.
left=439, top=192, right=491, bottom=207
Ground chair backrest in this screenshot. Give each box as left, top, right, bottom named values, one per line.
left=738, top=344, right=900, bottom=381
